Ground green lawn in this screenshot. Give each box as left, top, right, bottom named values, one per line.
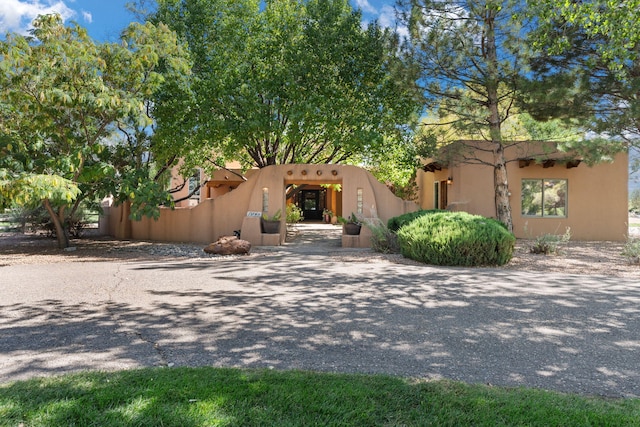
left=1, top=367, right=638, bottom=426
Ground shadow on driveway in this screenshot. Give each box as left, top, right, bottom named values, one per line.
left=1, top=252, right=639, bottom=398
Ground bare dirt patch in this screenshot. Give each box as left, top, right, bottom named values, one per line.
left=502, top=239, right=638, bottom=278
left=0, top=230, right=638, bottom=278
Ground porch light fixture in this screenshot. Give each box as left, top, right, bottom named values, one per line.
left=287, top=170, right=293, bottom=176
left=447, top=177, right=453, bottom=185
left=331, top=170, right=338, bottom=176
left=301, top=170, right=307, bottom=176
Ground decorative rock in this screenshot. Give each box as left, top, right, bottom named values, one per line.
left=204, top=236, right=251, bottom=255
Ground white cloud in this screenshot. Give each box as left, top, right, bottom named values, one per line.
left=81, top=10, right=92, bottom=23
left=377, top=4, right=395, bottom=28
left=377, top=4, right=408, bottom=38
left=353, top=0, right=377, bottom=15
left=0, top=0, right=75, bottom=34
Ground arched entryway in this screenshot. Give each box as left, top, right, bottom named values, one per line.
left=288, top=184, right=342, bottom=223
left=105, top=164, right=419, bottom=248
left=285, top=181, right=343, bottom=246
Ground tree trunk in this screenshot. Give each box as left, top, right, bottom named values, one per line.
left=484, top=5, right=514, bottom=232
left=43, top=198, right=70, bottom=249
left=493, top=144, right=513, bottom=232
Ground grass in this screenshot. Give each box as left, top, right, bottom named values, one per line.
left=1, top=368, right=639, bottom=426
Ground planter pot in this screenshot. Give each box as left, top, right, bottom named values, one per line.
left=343, top=223, right=361, bottom=235
left=261, top=219, right=281, bottom=234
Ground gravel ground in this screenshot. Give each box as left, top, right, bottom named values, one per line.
left=1, top=226, right=639, bottom=397
left=1, top=226, right=638, bottom=277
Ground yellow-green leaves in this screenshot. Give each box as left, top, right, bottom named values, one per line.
left=0, top=13, right=191, bottom=246
left=1, top=174, right=80, bottom=207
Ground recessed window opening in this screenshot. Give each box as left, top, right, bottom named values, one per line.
left=521, top=179, right=567, bottom=218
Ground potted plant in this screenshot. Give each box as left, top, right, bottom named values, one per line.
left=322, top=209, right=334, bottom=223
left=338, top=212, right=361, bottom=235
left=261, top=209, right=282, bottom=234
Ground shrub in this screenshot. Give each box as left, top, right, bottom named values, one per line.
left=387, top=209, right=443, bottom=232
left=622, top=238, right=640, bottom=264
left=8, top=203, right=94, bottom=238
left=8, top=205, right=44, bottom=233
left=630, top=189, right=640, bottom=214
left=362, top=217, right=399, bottom=254
left=529, top=228, right=571, bottom=255
left=396, top=211, right=515, bottom=266
left=286, top=204, right=303, bottom=223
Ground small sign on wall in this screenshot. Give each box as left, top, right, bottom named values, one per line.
left=246, top=211, right=262, bottom=217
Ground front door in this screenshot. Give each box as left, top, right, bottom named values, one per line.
left=301, top=190, right=322, bottom=220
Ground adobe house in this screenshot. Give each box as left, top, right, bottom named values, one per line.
left=417, top=141, right=629, bottom=241
left=103, top=164, right=419, bottom=248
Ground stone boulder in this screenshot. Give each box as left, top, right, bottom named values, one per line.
left=204, top=236, right=251, bottom=255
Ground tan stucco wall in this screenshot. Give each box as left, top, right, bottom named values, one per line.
left=418, top=147, right=629, bottom=241
left=103, top=164, right=419, bottom=247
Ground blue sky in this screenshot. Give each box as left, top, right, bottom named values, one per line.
left=0, top=0, right=399, bottom=41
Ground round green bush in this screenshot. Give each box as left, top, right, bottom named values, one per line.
left=396, top=211, right=515, bottom=266
left=387, top=209, right=443, bottom=232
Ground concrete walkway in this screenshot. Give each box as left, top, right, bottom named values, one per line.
left=284, top=222, right=342, bottom=250
left=1, top=227, right=639, bottom=398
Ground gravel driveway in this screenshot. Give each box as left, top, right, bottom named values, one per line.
left=1, top=244, right=639, bottom=398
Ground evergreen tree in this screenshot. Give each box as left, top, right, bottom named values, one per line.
left=398, top=0, right=535, bottom=231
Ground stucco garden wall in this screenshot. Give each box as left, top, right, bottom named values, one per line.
left=103, top=164, right=419, bottom=247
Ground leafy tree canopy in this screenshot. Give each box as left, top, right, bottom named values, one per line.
left=398, top=0, right=534, bottom=230
left=150, top=0, right=422, bottom=180
left=0, top=14, right=191, bottom=247
left=520, top=0, right=640, bottom=164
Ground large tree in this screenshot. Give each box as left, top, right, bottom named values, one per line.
left=0, top=14, right=190, bottom=248
left=149, top=0, right=421, bottom=177
left=520, top=0, right=640, bottom=167
left=398, top=0, right=536, bottom=231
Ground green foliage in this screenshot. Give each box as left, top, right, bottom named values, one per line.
left=387, top=209, right=442, bottom=232
left=286, top=203, right=304, bottom=224
left=0, top=174, right=80, bottom=208
left=337, top=212, right=361, bottom=225
left=398, top=0, right=530, bottom=230
left=6, top=205, right=48, bottom=233
left=527, top=0, right=640, bottom=72
left=362, top=217, right=399, bottom=254
left=8, top=203, right=95, bottom=238
left=262, top=209, right=282, bottom=221
left=2, top=367, right=639, bottom=426
left=359, top=135, right=421, bottom=199
left=522, top=1, right=640, bottom=153
left=0, top=14, right=190, bottom=247
left=630, top=189, right=640, bottom=214
left=396, top=211, right=515, bottom=266
left=528, top=227, right=572, bottom=255
left=622, top=239, right=640, bottom=265
left=153, top=0, right=421, bottom=172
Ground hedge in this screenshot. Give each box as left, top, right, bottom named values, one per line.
left=396, top=211, right=515, bottom=266
left=387, top=209, right=443, bottom=232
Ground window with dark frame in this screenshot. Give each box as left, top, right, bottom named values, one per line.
left=521, top=179, right=567, bottom=218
